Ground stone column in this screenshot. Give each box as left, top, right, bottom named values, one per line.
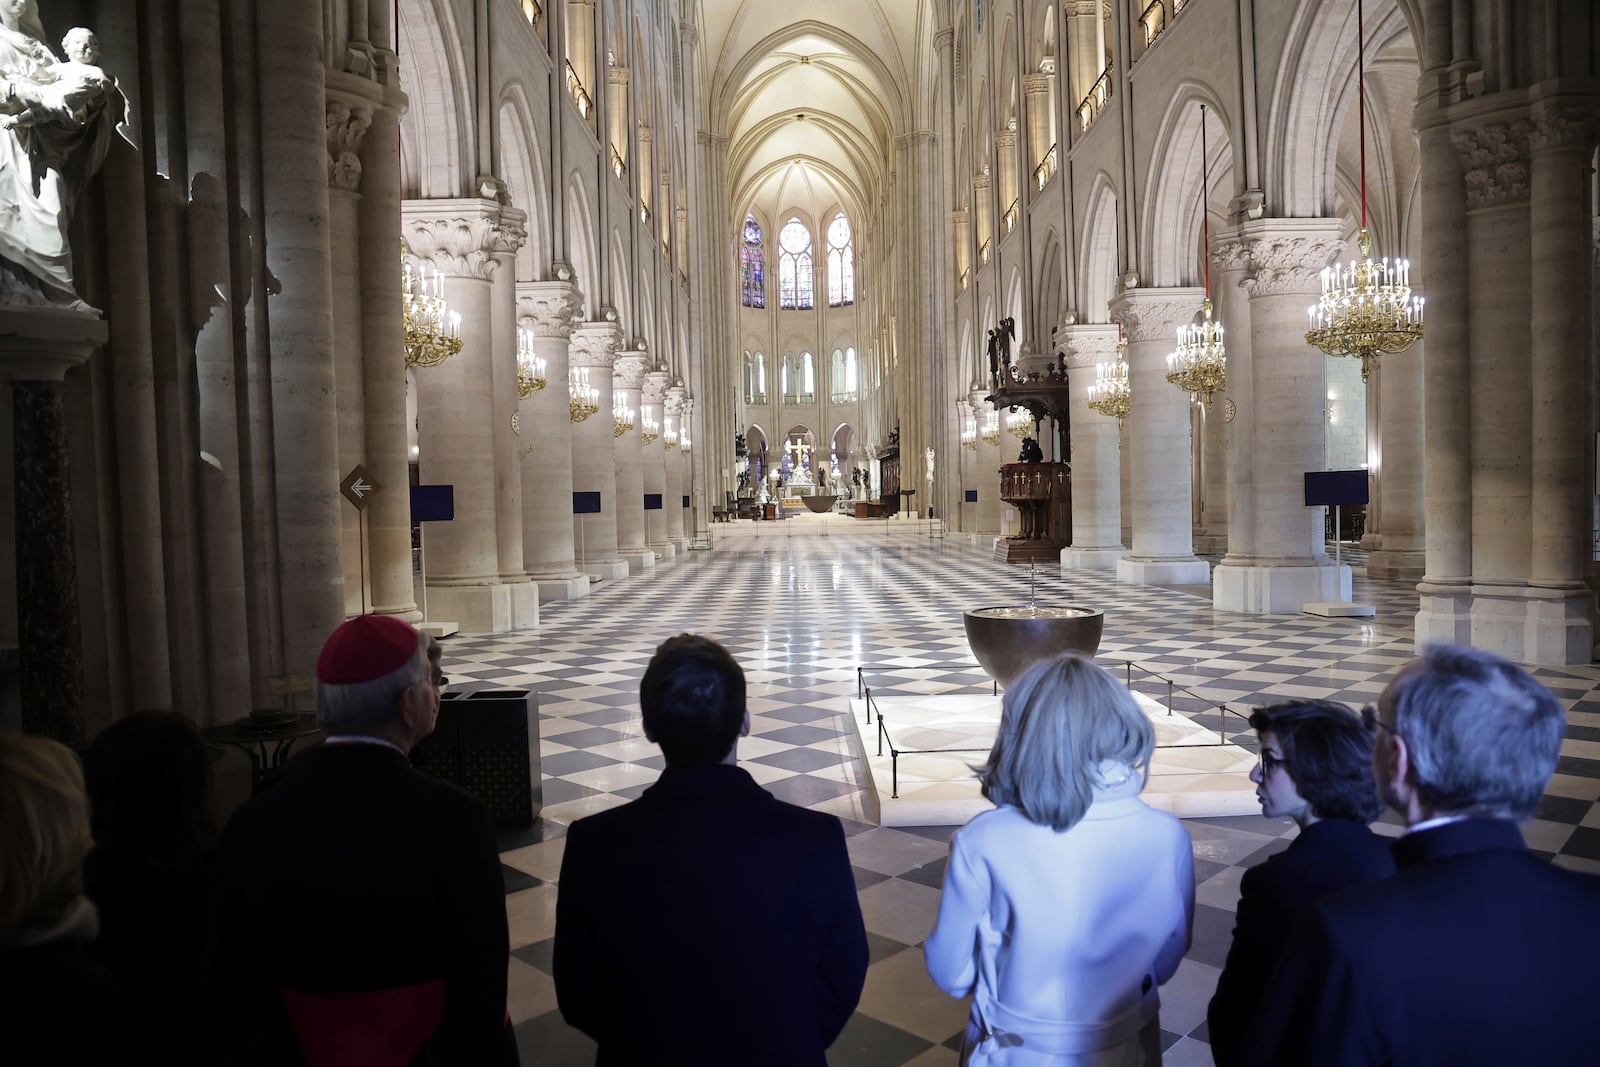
left=642, top=369, right=673, bottom=557
left=1023, top=72, right=1053, bottom=184
left=1108, top=288, right=1210, bottom=586
left=353, top=83, right=420, bottom=621
left=0, top=313, right=103, bottom=743
left=994, top=129, right=1019, bottom=232
left=973, top=174, right=993, bottom=258
left=402, top=201, right=516, bottom=632
left=1059, top=325, right=1125, bottom=569
left=970, top=390, right=1003, bottom=534
left=570, top=322, right=628, bottom=579
left=613, top=349, right=654, bottom=571
left=488, top=216, right=538, bottom=630
left=1211, top=219, right=1348, bottom=612
left=1452, top=114, right=1537, bottom=657
left=1415, top=117, right=1474, bottom=645
left=1365, top=346, right=1426, bottom=579
left=516, top=281, right=589, bottom=601
left=262, top=0, right=345, bottom=673
left=1523, top=97, right=1595, bottom=662
left=328, top=98, right=372, bottom=617
left=665, top=386, right=689, bottom=549
left=637, top=127, right=654, bottom=219
left=606, top=65, right=629, bottom=172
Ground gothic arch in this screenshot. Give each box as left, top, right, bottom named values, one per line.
left=1079, top=173, right=1119, bottom=322
left=497, top=87, right=551, bottom=280
left=566, top=174, right=601, bottom=319
left=397, top=0, right=471, bottom=198
left=1142, top=84, right=1235, bottom=288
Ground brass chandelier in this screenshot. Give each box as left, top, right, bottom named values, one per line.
left=1304, top=0, right=1423, bottom=381
left=569, top=367, right=600, bottom=422
left=979, top=409, right=1001, bottom=447
left=1087, top=325, right=1131, bottom=429
left=402, top=244, right=463, bottom=368
left=640, top=410, right=660, bottom=444
left=1165, top=104, right=1225, bottom=408
left=612, top=394, right=635, bottom=438
left=517, top=329, right=547, bottom=398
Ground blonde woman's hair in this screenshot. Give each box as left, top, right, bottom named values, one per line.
left=980, top=654, right=1154, bottom=832
left=0, top=735, right=93, bottom=942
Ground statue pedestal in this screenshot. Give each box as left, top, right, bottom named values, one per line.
left=0, top=308, right=106, bottom=744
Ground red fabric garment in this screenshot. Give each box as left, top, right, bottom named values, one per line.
left=282, top=979, right=446, bottom=1067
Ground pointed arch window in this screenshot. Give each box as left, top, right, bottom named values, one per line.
left=831, top=347, right=858, bottom=403
left=743, top=351, right=767, bottom=403
left=740, top=215, right=765, bottom=308
left=781, top=351, right=815, bottom=405
left=778, top=218, right=814, bottom=310
left=827, top=214, right=855, bottom=307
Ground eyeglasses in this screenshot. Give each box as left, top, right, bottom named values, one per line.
left=1258, top=748, right=1288, bottom=776
left=1360, top=704, right=1393, bottom=735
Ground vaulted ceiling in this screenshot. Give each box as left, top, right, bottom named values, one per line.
left=695, top=1, right=940, bottom=228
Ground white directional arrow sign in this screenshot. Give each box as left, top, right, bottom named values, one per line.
left=340, top=464, right=382, bottom=511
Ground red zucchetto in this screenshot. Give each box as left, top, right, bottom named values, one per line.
left=316, top=615, right=420, bottom=684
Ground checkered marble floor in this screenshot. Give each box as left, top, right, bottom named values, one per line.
left=440, top=524, right=1600, bottom=1066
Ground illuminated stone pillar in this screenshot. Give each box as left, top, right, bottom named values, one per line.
left=642, top=369, right=673, bottom=558
left=1059, top=324, right=1125, bottom=569
left=613, top=349, right=654, bottom=572
left=516, top=281, right=589, bottom=601
left=569, top=321, right=628, bottom=580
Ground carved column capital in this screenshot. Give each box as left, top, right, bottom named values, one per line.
left=569, top=322, right=623, bottom=369
left=613, top=352, right=651, bottom=389
left=326, top=99, right=373, bottom=192
left=664, top=384, right=687, bottom=416
left=934, top=28, right=955, bottom=51
left=1212, top=218, right=1345, bottom=298
left=608, top=66, right=630, bottom=88
left=1451, top=118, right=1534, bottom=209
left=994, top=129, right=1017, bottom=150
left=1108, top=288, right=1207, bottom=343
left=1022, top=72, right=1052, bottom=96
left=1057, top=324, right=1121, bottom=369
left=515, top=280, right=584, bottom=338
left=642, top=369, right=671, bottom=405
left=401, top=199, right=525, bottom=279
left=973, top=174, right=991, bottom=191
left=638, top=125, right=654, bottom=144
left=1529, top=98, right=1600, bottom=153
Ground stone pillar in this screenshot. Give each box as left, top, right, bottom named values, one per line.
left=665, top=385, right=689, bottom=549
left=613, top=350, right=655, bottom=571
left=953, top=210, right=972, bottom=287
left=994, top=129, right=1019, bottom=232
left=971, top=391, right=1003, bottom=534
left=0, top=313, right=102, bottom=743
left=973, top=174, right=993, bottom=258
left=642, top=369, right=673, bottom=557
left=570, top=322, right=628, bottom=579
left=516, top=281, right=589, bottom=602
left=488, top=219, right=538, bottom=630
left=1109, top=288, right=1210, bottom=586
left=567, top=0, right=597, bottom=123
left=606, top=65, right=629, bottom=172
left=1023, top=72, right=1053, bottom=184
left=402, top=201, right=516, bottom=632
left=328, top=99, right=372, bottom=618
left=1415, top=118, right=1474, bottom=645
left=1059, top=325, right=1125, bottom=569
left=1365, top=347, right=1427, bottom=579
left=353, top=85, right=420, bottom=621
left=1523, top=96, right=1595, bottom=662
left=1066, top=0, right=1105, bottom=109
left=1211, top=219, right=1349, bottom=612
left=262, top=0, right=345, bottom=672
left=637, top=127, right=654, bottom=219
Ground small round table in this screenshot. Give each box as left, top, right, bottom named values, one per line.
left=202, top=712, right=322, bottom=792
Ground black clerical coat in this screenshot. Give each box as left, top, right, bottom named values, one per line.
left=554, top=763, right=869, bottom=1066
left=208, top=743, right=515, bottom=1064
left=1238, top=818, right=1600, bottom=1066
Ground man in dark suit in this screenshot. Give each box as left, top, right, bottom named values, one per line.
left=1240, top=643, right=1600, bottom=1066
left=209, top=615, right=516, bottom=1064
left=1206, top=700, right=1396, bottom=1066
left=554, top=633, right=869, bottom=1065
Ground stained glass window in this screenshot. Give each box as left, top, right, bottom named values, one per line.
left=827, top=213, right=854, bottom=307
left=740, top=215, right=764, bottom=308
left=779, top=218, right=814, bottom=310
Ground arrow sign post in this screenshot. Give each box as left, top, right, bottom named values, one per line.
left=340, top=465, right=383, bottom=614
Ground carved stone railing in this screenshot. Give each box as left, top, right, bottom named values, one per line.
left=1078, top=65, right=1114, bottom=133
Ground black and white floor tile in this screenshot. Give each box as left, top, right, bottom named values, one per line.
left=438, top=522, right=1600, bottom=1066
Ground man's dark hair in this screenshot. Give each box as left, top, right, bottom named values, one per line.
left=1248, top=700, right=1383, bottom=823
left=640, top=633, right=747, bottom=766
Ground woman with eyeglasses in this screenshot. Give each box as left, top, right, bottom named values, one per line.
left=924, top=654, right=1194, bottom=1066
left=1205, top=700, right=1396, bottom=1066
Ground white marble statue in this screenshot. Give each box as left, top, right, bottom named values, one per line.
left=0, top=2, right=128, bottom=306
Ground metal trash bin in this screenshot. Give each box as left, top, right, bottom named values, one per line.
left=412, top=689, right=542, bottom=825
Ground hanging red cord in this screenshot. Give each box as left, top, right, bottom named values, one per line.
left=1200, top=104, right=1210, bottom=298
left=1358, top=0, right=1367, bottom=231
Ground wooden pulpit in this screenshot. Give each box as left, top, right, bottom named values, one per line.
left=995, top=462, right=1072, bottom=563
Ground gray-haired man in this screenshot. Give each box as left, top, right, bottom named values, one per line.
left=1240, top=642, right=1600, bottom=1066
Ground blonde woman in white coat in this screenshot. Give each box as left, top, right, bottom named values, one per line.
left=925, top=654, right=1195, bottom=1066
